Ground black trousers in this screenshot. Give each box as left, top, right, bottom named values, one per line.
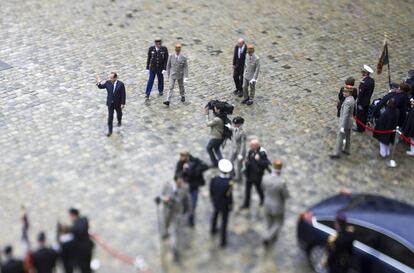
left=355, top=105, right=368, bottom=132
left=211, top=208, right=230, bottom=245
left=108, top=104, right=122, bottom=133
left=233, top=67, right=244, bottom=91
left=243, top=178, right=264, bottom=207
left=206, top=138, right=223, bottom=167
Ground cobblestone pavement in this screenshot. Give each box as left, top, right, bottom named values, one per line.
left=1, top=0, right=413, bottom=272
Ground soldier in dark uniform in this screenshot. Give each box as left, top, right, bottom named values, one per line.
left=354, top=65, right=375, bottom=132
left=210, top=159, right=234, bottom=247
left=145, top=38, right=169, bottom=99
left=32, top=232, right=58, bottom=273
left=325, top=214, right=355, bottom=273
left=404, top=69, right=414, bottom=100
left=0, top=246, right=25, bottom=273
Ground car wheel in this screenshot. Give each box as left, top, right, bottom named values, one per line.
left=308, top=245, right=327, bottom=273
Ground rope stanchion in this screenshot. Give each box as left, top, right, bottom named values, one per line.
left=90, top=233, right=152, bottom=273
left=352, top=116, right=395, bottom=134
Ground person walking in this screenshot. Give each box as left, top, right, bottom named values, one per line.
left=241, top=139, right=270, bottom=209
left=354, top=65, right=375, bottom=132
left=163, top=43, right=188, bottom=106
left=402, top=99, right=414, bottom=156
left=242, top=44, right=260, bottom=105
left=262, top=160, right=289, bottom=247
left=330, top=87, right=355, bottom=159
left=175, top=151, right=209, bottom=227
left=373, top=98, right=399, bottom=158
left=205, top=103, right=226, bottom=167
left=210, top=159, right=234, bottom=247
left=145, top=38, right=169, bottom=99
left=160, top=176, right=191, bottom=262
left=96, top=72, right=126, bottom=137
left=32, top=232, right=58, bottom=273
left=229, top=116, right=247, bottom=182
left=232, top=38, right=247, bottom=97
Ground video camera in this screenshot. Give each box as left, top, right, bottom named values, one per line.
left=205, top=100, right=234, bottom=115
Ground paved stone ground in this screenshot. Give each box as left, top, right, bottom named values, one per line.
left=1, top=0, right=413, bottom=272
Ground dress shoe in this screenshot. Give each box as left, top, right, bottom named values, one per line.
left=219, top=242, right=227, bottom=248
left=239, top=205, right=249, bottom=210
left=233, top=89, right=239, bottom=94
left=241, top=98, right=249, bottom=104
left=181, top=96, right=185, bottom=102
left=159, top=92, right=163, bottom=96
left=246, top=100, right=254, bottom=105
left=406, top=151, right=414, bottom=156
left=329, top=154, right=340, bottom=159
left=163, top=101, right=170, bottom=106
left=237, top=91, right=243, bottom=97
left=145, top=95, right=149, bottom=100
left=117, top=122, right=121, bottom=127
left=106, top=132, right=112, bottom=137
left=342, top=151, right=350, bottom=155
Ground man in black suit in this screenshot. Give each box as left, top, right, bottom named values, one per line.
left=145, top=38, right=169, bottom=99
left=0, top=246, right=25, bottom=273
left=354, top=65, right=375, bottom=132
left=68, top=208, right=94, bottom=273
left=210, top=159, right=234, bottom=247
left=32, top=232, right=58, bottom=273
left=96, top=72, right=126, bottom=137
left=232, top=38, right=247, bottom=97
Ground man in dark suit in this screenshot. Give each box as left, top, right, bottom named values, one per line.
left=354, top=65, right=375, bottom=132
left=96, top=72, right=126, bottom=137
left=145, top=38, right=169, bottom=99
left=232, top=38, right=247, bottom=97
left=210, top=159, right=234, bottom=247
left=68, top=208, right=94, bottom=273
left=32, top=232, right=58, bottom=273
left=0, top=246, right=25, bottom=273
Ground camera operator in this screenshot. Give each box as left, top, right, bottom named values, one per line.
left=204, top=102, right=227, bottom=168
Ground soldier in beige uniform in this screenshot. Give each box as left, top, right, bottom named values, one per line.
left=163, top=43, right=188, bottom=106
left=242, top=44, right=260, bottom=105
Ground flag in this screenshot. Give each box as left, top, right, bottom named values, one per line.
left=377, top=38, right=389, bottom=75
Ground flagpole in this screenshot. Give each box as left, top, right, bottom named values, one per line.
left=385, top=32, right=391, bottom=88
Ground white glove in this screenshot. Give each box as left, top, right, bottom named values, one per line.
left=340, top=127, right=345, bottom=134
left=225, top=123, right=232, bottom=129
left=237, top=154, right=243, bottom=161
left=161, top=70, right=166, bottom=74
left=184, top=78, right=188, bottom=83
left=357, top=105, right=363, bottom=110
left=249, top=79, right=256, bottom=84
left=146, top=69, right=149, bottom=75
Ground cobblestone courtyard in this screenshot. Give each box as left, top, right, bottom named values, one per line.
left=1, top=0, right=414, bottom=272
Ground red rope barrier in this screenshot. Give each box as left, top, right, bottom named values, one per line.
left=352, top=116, right=396, bottom=134
left=399, top=131, right=414, bottom=146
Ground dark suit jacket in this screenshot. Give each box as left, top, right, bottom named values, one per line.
left=210, top=176, right=233, bottom=211
left=232, top=45, right=247, bottom=69
left=0, top=259, right=25, bottom=273
left=146, top=46, right=169, bottom=71
left=33, top=247, right=58, bottom=273
left=97, top=80, right=126, bottom=107
left=70, top=217, right=94, bottom=257
left=245, top=148, right=271, bottom=181
left=357, top=76, right=375, bottom=106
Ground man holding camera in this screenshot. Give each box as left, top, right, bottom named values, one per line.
left=205, top=102, right=226, bottom=167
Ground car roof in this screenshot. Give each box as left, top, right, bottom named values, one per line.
left=310, top=193, right=414, bottom=248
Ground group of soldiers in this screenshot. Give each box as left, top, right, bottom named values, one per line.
left=0, top=209, right=94, bottom=273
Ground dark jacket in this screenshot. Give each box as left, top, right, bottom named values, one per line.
left=96, top=80, right=126, bottom=107
left=327, top=227, right=355, bottom=273
left=244, top=147, right=271, bottom=181
left=357, top=76, right=375, bottom=107
left=373, top=107, right=399, bottom=145
left=33, top=247, right=58, bottom=273
left=175, top=156, right=209, bottom=191
left=0, top=259, right=25, bottom=273
left=337, top=87, right=357, bottom=117
left=405, top=77, right=414, bottom=100
left=373, top=91, right=409, bottom=126
left=232, top=45, right=247, bottom=70
left=146, top=46, right=168, bottom=71
left=210, top=176, right=233, bottom=211
left=70, top=217, right=94, bottom=257
left=403, top=108, right=414, bottom=138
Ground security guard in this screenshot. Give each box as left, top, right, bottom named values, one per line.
left=210, top=159, right=234, bottom=247
left=145, top=38, right=169, bottom=99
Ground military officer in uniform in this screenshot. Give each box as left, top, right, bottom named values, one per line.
left=228, top=116, right=247, bottom=182
left=353, top=65, right=375, bottom=132
left=232, top=38, right=247, bottom=97
left=324, top=214, right=355, bottom=273
left=330, top=86, right=355, bottom=159
left=160, top=176, right=191, bottom=262
left=262, top=160, right=289, bottom=247
left=32, top=232, right=58, bottom=273
left=242, top=44, right=260, bottom=105
left=145, top=38, right=169, bottom=99
left=210, top=159, right=234, bottom=247
left=163, top=43, right=188, bottom=106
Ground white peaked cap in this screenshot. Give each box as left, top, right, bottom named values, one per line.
left=218, top=159, right=233, bottom=173
left=363, top=64, right=374, bottom=73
